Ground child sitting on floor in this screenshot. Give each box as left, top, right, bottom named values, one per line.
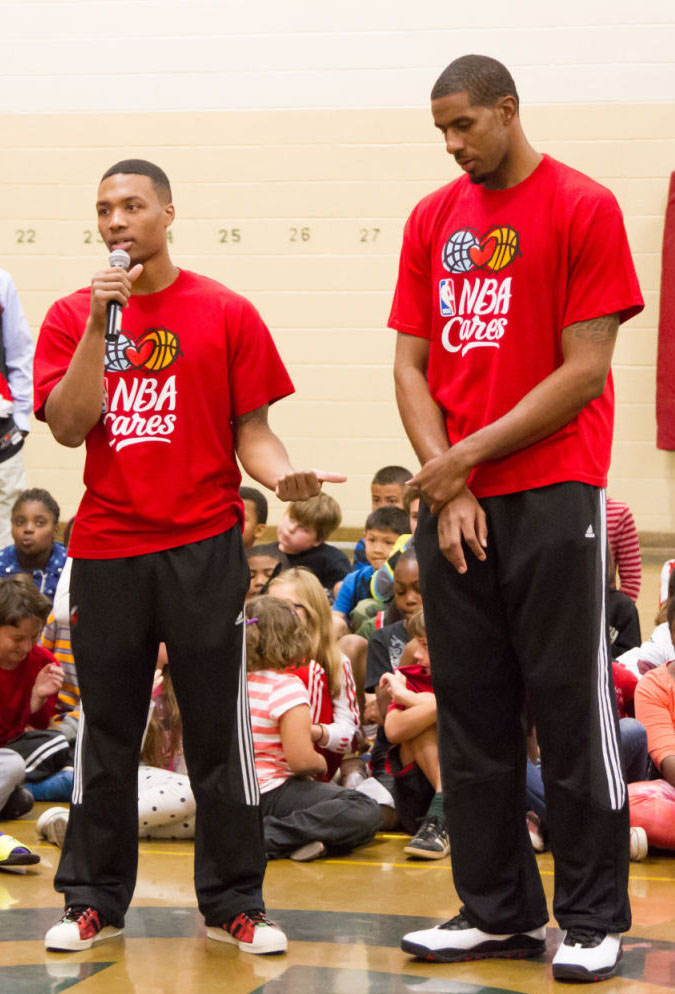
left=269, top=567, right=360, bottom=781
left=381, top=609, right=449, bottom=861
left=333, top=506, right=409, bottom=633
left=352, top=465, right=413, bottom=567
left=246, top=544, right=288, bottom=600
left=0, top=488, right=67, bottom=601
left=0, top=575, right=72, bottom=800
left=240, top=486, right=268, bottom=549
left=37, top=654, right=197, bottom=847
left=246, top=595, right=381, bottom=862
left=629, top=597, right=675, bottom=854
left=276, top=492, right=350, bottom=597
left=39, top=518, right=80, bottom=746
left=0, top=748, right=39, bottom=866
left=368, top=485, right=419, bottom=611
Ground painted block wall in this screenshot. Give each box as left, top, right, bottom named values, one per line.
left=0, top=1, right=672, bottom=532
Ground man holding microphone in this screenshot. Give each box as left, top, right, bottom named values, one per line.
left=34, top=158, right=343, bottom=956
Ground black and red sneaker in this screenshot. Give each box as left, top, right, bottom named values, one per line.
left=207, top=909, right=287, bottom=955
left=45, top=905, right=123, bottom=951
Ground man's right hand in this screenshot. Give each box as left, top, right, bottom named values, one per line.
left=89, top=264, right=143, bottom=331
left=437, top=487, right=488, bottom=574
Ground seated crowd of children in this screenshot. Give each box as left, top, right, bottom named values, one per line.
left=3, top=475, right=675, bottom=878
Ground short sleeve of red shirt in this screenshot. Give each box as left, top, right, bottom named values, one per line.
left=226, top=294, right=295, bottom=418
left=34, top=290, right=89, bottom=421
left=561, top=189, right=643, bottom=329
left=389, top=200, right=436, bottom=339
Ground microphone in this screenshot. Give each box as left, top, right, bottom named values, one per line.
left=105, top=248, right=131, bottom=341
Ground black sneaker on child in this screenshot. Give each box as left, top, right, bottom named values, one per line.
left=403, top=816, right=450, bottom=860
left=552, top=927, right=622, bottom=982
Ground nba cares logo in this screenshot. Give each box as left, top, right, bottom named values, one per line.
left=442, top=225, right=520, bottom=275
left=104, top=327, right=182, bottom=374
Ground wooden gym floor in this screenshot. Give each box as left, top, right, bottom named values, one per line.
left=1, top=562, right=674, bottom=994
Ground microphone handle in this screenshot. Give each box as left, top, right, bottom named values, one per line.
left=105, top=300, right=123, bottom=341
left=104, top=249, right=131, bottom=341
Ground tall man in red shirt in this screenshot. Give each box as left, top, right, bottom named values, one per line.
left=391, top=57, right=644, bottom=981
left=34, top=159, right=343, bottom=956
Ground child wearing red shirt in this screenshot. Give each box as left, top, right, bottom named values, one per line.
left=382, top=609, right=448, bottom=860
left=0, top=575, right=70, bottom=789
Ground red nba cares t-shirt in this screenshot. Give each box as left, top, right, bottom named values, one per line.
left=34, top=270, right=294, bottom=558
left=389, top=154, right=644, bottom=498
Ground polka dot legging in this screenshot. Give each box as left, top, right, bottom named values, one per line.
left=137, top=765, right=196, bottom=839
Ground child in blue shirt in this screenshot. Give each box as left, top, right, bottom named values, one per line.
left=352, top=465, right=412, bottom=567
left=0, top=488, right=66, bottom=602
left=333, top=506, right=409, bottom=627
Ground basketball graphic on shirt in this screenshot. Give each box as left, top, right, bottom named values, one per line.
left=483, top=225, right=520, bottom=272
left=141, top=328, right=181, bottom=371
left=442, top=229, right=479, bottom=273
left=104, top=333, right=134, bottom=372
left=442, top=225, right=520, bottom=274
left=104, top=328, right=182, bottom=374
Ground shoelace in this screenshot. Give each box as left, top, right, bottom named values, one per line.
left=565, top=926, right=605, bottom=948
left=440, top=912, right=470, bottom=931
left=228, top=910, right=274, bottom=935
left=64, top=905, right=95, bottom=921
left=415, top=816, right=445, bottom=841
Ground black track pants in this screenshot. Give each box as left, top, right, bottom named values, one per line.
left=416, top=483, right=631, bottom=934
left=54, top=528, right=265, bottom=926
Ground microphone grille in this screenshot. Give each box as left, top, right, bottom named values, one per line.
left=109, top=249, right=131, bottom=270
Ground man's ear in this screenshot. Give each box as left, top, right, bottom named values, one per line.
left=254, top=522, right=266, bottom=541
left=497, top=95, right=518, bottom=126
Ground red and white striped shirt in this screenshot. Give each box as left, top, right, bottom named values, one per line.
left=247, top=670, right=310, bottom=793
left=606, top=498, right=641, bottom=602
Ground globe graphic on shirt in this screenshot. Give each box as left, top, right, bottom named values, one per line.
left=442, top=229, right=479, bottom=273
left=105, top=333, right=134, bottom=372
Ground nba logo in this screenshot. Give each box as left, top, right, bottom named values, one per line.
left=439, top=279, right=456, bottom=316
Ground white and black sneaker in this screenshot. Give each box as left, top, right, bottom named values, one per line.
left=403, top=816, right=450, bottom=860
left=552, top=927, right=622, bottom=982
left=401, top=911, right=546, bottom=962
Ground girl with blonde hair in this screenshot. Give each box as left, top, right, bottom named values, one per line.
left=269, top=567, right=359, bottom=780
left=246, top=595, right=380, bottom=862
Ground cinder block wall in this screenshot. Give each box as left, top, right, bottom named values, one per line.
left=0, top=2, right=672, bottom=537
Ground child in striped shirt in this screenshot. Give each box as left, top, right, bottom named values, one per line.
left=246, top=595, right=381, bottom=861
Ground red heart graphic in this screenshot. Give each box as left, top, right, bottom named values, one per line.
left=125, top=340, right=155, bottom=367
left=469, top=237, right=497, bottom=267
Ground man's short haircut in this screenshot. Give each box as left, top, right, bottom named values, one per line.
left=100, top=159, right=172, bottom=203
left=371, top=465, right=413, bottom=487
left=365, top=506, right=410, bottom=536
left=431, top=54, right=519, bottom=109
left=12, top=487, right=60, bottom=525
left=288, top=492, right=342, bottom=543
left=0, top=574, right=51, bottom=628
left=240, top=486, right=268, bottom=526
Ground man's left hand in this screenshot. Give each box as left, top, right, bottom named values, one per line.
left=410, top=447, right=472, bottom=515
left=276, top=470, right=347, bottom=502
